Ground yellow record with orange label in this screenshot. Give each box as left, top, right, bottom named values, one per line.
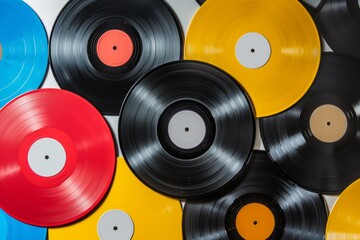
left=326, top=179, right=360, bottom=240
left=48, top=157, right=183, bottom=240
left=185, top=0, right=320, bottom=117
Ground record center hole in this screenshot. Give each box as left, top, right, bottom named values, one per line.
left=327, top=122, right=331, bottom=126
left=250, top=48, right=255, bottom=53
left=253, top=220, right=258, bottom=225
left=113, top=46, right=117, bottom=51
left=185, top=127, right=190, bottom=132
left=44, top=155, right=49, bottom=160
left=113, top=226, right=118, bottom=231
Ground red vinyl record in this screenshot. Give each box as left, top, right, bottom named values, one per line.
left=0, top=89, right=116, bottom=227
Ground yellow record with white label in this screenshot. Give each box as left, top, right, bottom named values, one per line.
left=326, top=179, right=360, bottom=240
left=48, top=157, right=183, bottom=240
left=185, top=0, right=320, bottom=117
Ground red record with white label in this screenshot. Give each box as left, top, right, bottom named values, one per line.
left=0, top=89, right=116, bottom=227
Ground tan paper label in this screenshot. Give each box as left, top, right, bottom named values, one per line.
left=309, top=104, right=347, bottom=143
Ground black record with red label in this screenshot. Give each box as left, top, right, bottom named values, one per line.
left=50, top=0, right=183, bottom=115
left=183, top=151, right=328, bottom=240
left=0, top=89, right=115, bottom=227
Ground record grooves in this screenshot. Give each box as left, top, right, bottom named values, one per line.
left=0, top=89, right=115, bottom=226
left=260, top=53, right=360, bottom=194
left=119, top=60, right=255, bottom=199
left=183, top=151, right=328, bottom=240
left=50, top=0, right=183, bottom=115
left=313, top=0, right=360, bottom=59
left=0, top=0, right=48, bottom=108
left=48, top=158, right=183, bottom=240
left=326, top=179, right=360, bottom=239
left=185, top=0, right=320, bottom=117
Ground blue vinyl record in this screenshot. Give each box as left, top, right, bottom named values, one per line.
left=0, top=0, right=48, bottom=108
left=0, top=209, right=47, bottom=240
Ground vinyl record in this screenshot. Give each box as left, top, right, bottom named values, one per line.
left=119, top=60, right=255, bottom=199
left=50, top=0, right=182, bottom=115
left=0, top=209, right=47, bottom=240
left=183, top=151, right=328, bottom=240
left=326, top=179, right=360, bottom=239
left=0, top=0, right=48, bottom=108
left=185, top=0, right=320, bottom=117
left=260, top=53, right=360, bottom=194
left=0, top=89, right=115, bottom=226
left=314, top=0, right=360, bottom=59
left=48, top=157, right=183, bottom=240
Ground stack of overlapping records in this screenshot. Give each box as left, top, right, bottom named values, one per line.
left=1, top=0, right=360, bottom=239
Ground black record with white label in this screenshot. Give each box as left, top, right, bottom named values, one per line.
left=50, top=0, right=182, bottom=115
left=260, top=53, right=360, bottom=194
left=119, top=60, right=255, bottom=199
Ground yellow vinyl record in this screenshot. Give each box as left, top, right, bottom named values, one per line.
left=326, top=179, right=360, bottom=240
left=48, top=157, right=183, bottom=240
left=185, top=0, right=320, bottom=117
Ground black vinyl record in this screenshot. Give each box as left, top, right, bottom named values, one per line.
left=50, top=0, right=182, bottom=115
left=260, top=53, right=360, bottom=194
left=183, top=151, right=328, bottom=240
left=313, top=0, right=360, bottom=59
left=119, top=60, right=255, bottom=199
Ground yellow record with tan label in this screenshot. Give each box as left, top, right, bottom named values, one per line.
left=48, top=157, right=183, bottom=240
left=326, top=179, right=360, bottom=240
left=185, top=0, right=320, bottom=117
